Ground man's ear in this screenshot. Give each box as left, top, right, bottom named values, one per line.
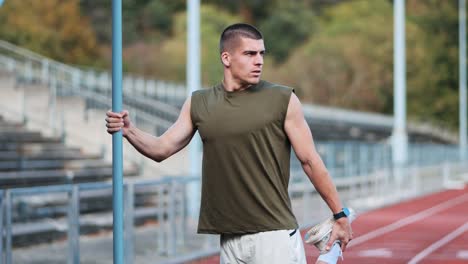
left=221, top=51, right=230, bottom=67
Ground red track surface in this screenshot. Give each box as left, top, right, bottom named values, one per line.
left=190, top=185, right=468, bottom=264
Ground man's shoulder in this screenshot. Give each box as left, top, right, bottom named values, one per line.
left=192, top=85, right=218, bottom=97
left=261, top=80, right=295, bottom=94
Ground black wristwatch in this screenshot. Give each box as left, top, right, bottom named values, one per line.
left=333, top=208, right=350, bottom=221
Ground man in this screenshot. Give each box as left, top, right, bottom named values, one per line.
left=106, top=23, right=352, bottom=264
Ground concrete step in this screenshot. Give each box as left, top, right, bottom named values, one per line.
left=0, top=150, right=99, bottom=161
left=0, top=145, right=81, bottom=154
left=0, top=142, right=76, bottom=151
left=11, top=205, right=172, bottom=247
left=0, top=120, right=24, bottom=130
left=0, top=159, right=111, bottom=171
left=12, top=187, right=158, bottom=222
left=0, top=134, right=61, bottom=143
left=0, top=131, right=41, bottom=139
left=0, top=167, right=139, bottom=188
left=0, top=127, right=29, bottom=133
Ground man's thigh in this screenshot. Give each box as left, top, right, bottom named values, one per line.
left=220, top=229, right=306, bottom=264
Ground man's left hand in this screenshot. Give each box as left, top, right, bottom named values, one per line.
left=326, top=217, right=353, bottom=252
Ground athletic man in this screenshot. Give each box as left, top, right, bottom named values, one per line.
left=106, top=23, right=353, bottom=263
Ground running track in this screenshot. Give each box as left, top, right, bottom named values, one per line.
left=190, top=185, right=468, bottom=263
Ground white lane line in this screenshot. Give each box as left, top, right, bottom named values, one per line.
left=408, top=222, right=468, bottom=264
left=457, top=250, right=468, bottom=259
left=349, top=193, right=468, bottom=248
left=358, top=248, right=393, bottom=258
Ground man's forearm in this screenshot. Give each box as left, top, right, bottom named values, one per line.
left=124, top=125, right=167, bottom=162
left=302, top=158, right=343, bottom=214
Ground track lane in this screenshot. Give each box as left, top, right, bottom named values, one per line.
left=421, top=227, right=468, bottom=264
left=341, top=195, right=468, bottom=263
left=302, top=187, right=468, bottom=263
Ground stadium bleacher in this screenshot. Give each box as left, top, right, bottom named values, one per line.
left=0, top=115, right=138, bottom=188
left=0, top=114, right=141, bottom=246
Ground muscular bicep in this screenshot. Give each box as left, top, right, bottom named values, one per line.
left=159, top=97, right=196, bottom=157
left=284, top=93, right=318, bottom=164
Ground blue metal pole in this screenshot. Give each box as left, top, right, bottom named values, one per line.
left=460, top=0, right=467, bottom=161
left=392, top=0, right=408, bottom=167
left=112, top=0, right=124, bottom=263
left=187, top=0, right=201, bottom=219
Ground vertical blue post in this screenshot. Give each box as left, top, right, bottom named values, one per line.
left=112, top=0, right=124, bottom=263
left=187, top=0, right=201, bottom=219
left=392, top=0, right=408, bottom=167
left=460, top=0, right=467, bottom=161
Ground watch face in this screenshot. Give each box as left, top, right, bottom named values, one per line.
left=343, top=208, right=350, bottom=216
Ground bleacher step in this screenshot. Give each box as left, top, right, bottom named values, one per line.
left=11, top=206, right=166, bottom=247
left=0, top=135, right=62, bottom=143
left=0, top=142, right=79, bottom=151
left=0, top=159, right=111, bottom=171
left=0, top=167, right=139, bottom=187
left=0, top=150, right=97, bottom=161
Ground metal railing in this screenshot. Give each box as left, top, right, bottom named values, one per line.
left=291, top=141, right=461, bottom=182
left=0, top=40, right=187, bottom=106
left=0, top=49, right=179, bottom=168
left=0, top=40, right=183, bottom=148
left=0, top=54, right=176, bottom=134
left=0, top=47, right=191, bottom=176
left=1, top=184, right=80, bottom=264
left=0, top=176, right=199, bottom=264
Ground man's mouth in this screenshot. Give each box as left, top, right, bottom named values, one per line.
left=252, top=70, right=262, bottom=75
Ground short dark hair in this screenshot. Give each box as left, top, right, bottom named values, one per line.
left=219, top=23, right=263, bottom=53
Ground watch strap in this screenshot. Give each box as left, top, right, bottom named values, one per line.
left=333, top=208, right=349, bottom=220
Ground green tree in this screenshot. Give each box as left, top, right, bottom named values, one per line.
left=265, top=0, right=424, bottom=116
left=267, top=1, right=395, bottom=112
left=406, top=0, right=460, bottom=129
left=80, top=0, right=186, bottom=45
left=204, top=0, right=275, bottom=24
left=147, top=4, right=240, bottom=85
left=259, top=2, right=317, bottom=63
left=0, top=0, right=100, bottom=65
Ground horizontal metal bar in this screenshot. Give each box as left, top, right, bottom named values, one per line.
left=133, top=177, right=199, bottom=189
left=10, top=185, right=72, bottom=196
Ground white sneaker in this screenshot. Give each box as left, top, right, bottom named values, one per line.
left=304, top=208, right=357, bottom=254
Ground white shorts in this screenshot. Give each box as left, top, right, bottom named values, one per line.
left=220, top=229, right=307, bottom=264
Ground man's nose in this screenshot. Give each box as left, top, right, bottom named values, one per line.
left=254, top=54, right=263, bottom=65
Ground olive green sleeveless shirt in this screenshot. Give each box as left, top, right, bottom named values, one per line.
left=191, top=80, right=298, bottom=234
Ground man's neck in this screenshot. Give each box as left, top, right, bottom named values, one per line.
left=222, top=78, right=253, bottom=92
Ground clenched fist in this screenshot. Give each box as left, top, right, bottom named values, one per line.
left=105, top=110, right=132, bottom=137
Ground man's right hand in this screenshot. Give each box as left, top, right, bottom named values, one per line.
left=106, top=110, right=131, bottom=137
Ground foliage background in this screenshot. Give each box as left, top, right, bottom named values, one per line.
left=0, top=0, right=463, bottom=130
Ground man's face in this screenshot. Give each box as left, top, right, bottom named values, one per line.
left=223, top=37, right=265, bottom=85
